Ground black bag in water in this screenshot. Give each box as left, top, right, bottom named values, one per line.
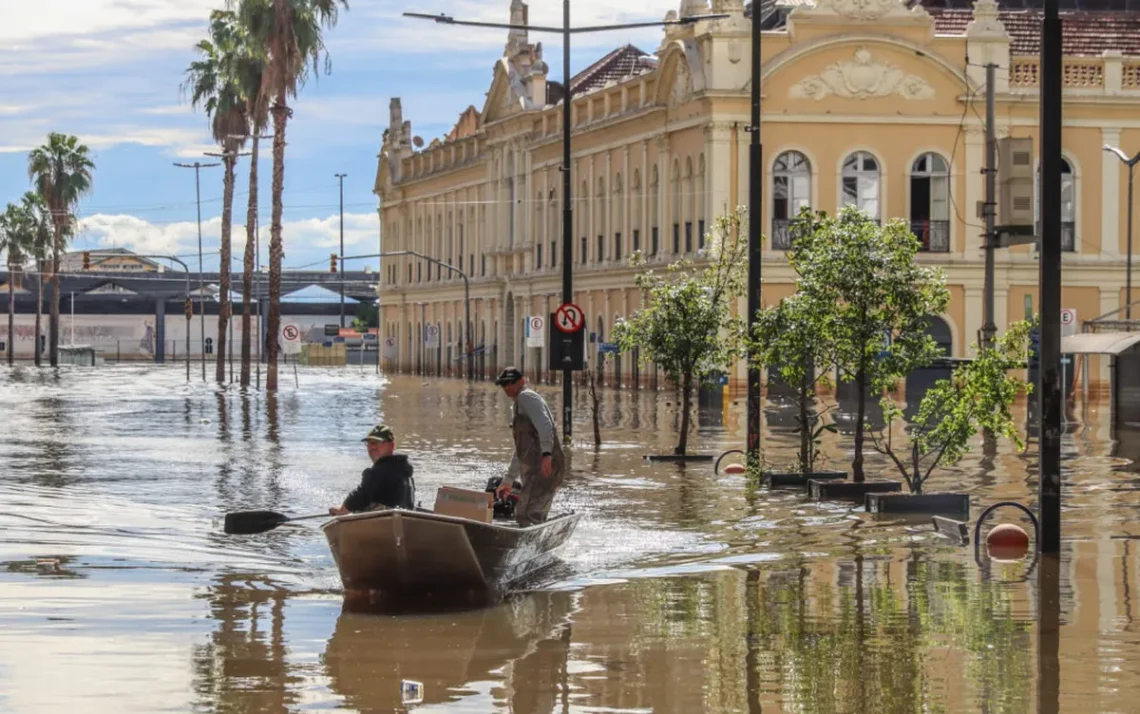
left=484, top=476, right=522, bottom=519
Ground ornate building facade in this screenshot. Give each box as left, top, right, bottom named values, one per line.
left=374, top=0, right=1140, bottom=387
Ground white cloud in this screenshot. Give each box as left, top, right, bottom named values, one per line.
left=1, top=1, right=215, bottom=43
left=77, top=211, right=381, bottom=269
left=363, top=0, right=672, bottom=55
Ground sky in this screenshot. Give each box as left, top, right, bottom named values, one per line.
left=0, top=0, right=674, bottom=274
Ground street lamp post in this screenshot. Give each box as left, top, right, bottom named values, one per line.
left=173, top=160, right=221, bottom=382
left=336, top=173, right=347, bottom=328
left=84, top=251, right=194, bottom=381
left=341, top=250, right=472, bottom=380
left=404, top=4, right=726, bottom=445
left=1104, top=145, right=1140, bottom=322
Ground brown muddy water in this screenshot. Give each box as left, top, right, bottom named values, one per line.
left=1, top=365, right=1139, bottom=713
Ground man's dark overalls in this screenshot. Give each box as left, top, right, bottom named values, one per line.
left=511, top=407, right=567, bottom=526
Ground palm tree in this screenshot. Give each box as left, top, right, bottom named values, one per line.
left=0, top=203, right=30, bottom=366
left=23, top=193, right=54, bottom=368
left=234, top=12, right=269, bottom=389
left=236, top=0, right=348, bottom=391
left=27, top=133, right=94, bottom=367
left=184, top=10, right=254, bottom=385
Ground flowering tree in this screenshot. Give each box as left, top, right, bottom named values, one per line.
left=615, top=209, right=748, bottom=455
left=869, top=321, right=1034, bottom=494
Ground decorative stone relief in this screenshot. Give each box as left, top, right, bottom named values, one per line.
left=789, top=48, right=935, bottom=100
left=793, top=0, right=930, bottom=22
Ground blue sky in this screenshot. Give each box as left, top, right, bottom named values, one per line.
left=0, top=0, right=670, bottom=273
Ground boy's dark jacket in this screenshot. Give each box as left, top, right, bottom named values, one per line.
left=343, top=453, right=415, bottom=511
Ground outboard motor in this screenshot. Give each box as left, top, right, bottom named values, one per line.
left=484, top=476, right=522, bottom=520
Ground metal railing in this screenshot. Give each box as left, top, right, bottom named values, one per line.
left=911, top=219, right=951, bottom=253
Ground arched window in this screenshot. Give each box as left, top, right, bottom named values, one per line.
left=696, top=154, right=706, bottom=250
left=684, top=156, right=694, bottom=253
left=595, top=177, right=606, bottom=263
left=632, top=168, right=643, bottom=254
left=672, top=159, right=682, bottom=254
left=772, top=150, right=811, bottom=250
left=1035, top=158, right=1076, bottom=252
left=842, top=151, right=881, bottom=221
left=909, top=153, right=950, bottom=252
left=650, top=165, right=660, bottom=256
left=506, top=151, right=516, bottom=247
left=579, top=179, right=589, bottom=264
left=613, top=172, right=624, bottom=261
left=548, top=188, right=558, bottom=268
left=534, top=191, right=544, bottom=271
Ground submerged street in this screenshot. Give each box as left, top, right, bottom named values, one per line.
left=0, top=365, right=1138, bottom=712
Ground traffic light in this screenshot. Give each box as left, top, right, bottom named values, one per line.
left=82, top=251, right=90, bottom=270
left=330, top=253, right=338, bottom=273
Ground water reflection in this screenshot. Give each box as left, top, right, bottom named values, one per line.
left=0, top=367, right=1139, bottom=712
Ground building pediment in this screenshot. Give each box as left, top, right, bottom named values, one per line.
left=653, top=40, right=708, bottom=107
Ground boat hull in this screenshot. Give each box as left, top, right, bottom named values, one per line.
left=322, top=509, right=579, bottom=607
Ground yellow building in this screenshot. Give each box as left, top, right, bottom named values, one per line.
left=374, top=0, right=1140, bottom=387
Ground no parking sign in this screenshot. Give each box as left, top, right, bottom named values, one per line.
left=526, top=315, right=545, bottom=347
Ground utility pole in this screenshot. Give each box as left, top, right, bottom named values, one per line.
left=174, top=160, right=220, bottom=382
left=1104, top=145, right=1140, bottom=322
left=1037, top=0, right=1063, bottom=555
left=336, top=173, right=347, bottom=328
left=404, top=3, right=726, bottom=447
left=981, top=63, right=998, bottom=350
left=746, top=0, right=764, bottom=464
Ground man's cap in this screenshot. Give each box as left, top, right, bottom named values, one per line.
left=494, top=366, right=524, bottom=386
left=362, top=424, right=395, bottom=443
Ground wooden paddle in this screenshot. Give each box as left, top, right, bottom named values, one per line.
left=223, top=509, right=330, bottom=535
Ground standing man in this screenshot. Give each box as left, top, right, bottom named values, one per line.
left=494, top=366, right=567, bottom=526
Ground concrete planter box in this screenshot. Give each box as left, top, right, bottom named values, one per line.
left=865, top=493, right=970, bottom=518
left=644, top=454, right=715, bottom=463
left=765, top=470, right=846, bottom=488
left=809, top=480, right=902, bottom=501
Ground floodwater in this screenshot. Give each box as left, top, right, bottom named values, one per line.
left=0, top=365, right=1138, bottom=713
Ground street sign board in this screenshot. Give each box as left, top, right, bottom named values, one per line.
left=324, top=324, right=340, bottom=337
left=598, top=342, right=619, bottom=355
left=554, top=303, right=585, bottom=333
left=383, top=336, right=397, bottom=359
left=1061, top=308, right=1077, bottom=338
left=526, top=315, right=545, bottom=348
left=425, top=324, right=440, bottom=348
left=281, top=324, right=302, bottom=355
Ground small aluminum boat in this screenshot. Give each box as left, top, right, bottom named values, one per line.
left=321, top=508, right=579, bottom=607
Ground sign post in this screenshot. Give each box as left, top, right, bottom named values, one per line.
left=281, top=324, right=301, bottom=388
left=526, top=315, right=545, bottom=348
left=1060, top=308, right=1076, bottom=417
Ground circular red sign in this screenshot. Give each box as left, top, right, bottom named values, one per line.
left=554, top=303, right=584, bottom=333
left=282, top=325, right=299, bottom=341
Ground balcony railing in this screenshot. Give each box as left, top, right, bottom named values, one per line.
left=910, top=219, right=951, bottom=253
left=1009, top=56, right=1140, bottom=92
left=1034, top=221, right=1076, bottom=251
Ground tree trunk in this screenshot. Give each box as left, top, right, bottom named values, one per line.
left=589, top=359, right=602, bottom=447
left=6, top=273, right=13, bottom=366
left=216, top=149, right=236, bottom=384
left=798, top=380, right=811, bottom=474
left=853, top=361, right=867, bottom=483
left=49, top=232, right=60, bottom=367
left=34, top=274, right=42, bottom=367
left=241, top=135, right=260, bottom=388
left=676, top=371, right=693, bottom=455
left=265, top=100, right=288, bottom=392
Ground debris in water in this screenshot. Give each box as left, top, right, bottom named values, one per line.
left=400, top=680, right=423, bottom=704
